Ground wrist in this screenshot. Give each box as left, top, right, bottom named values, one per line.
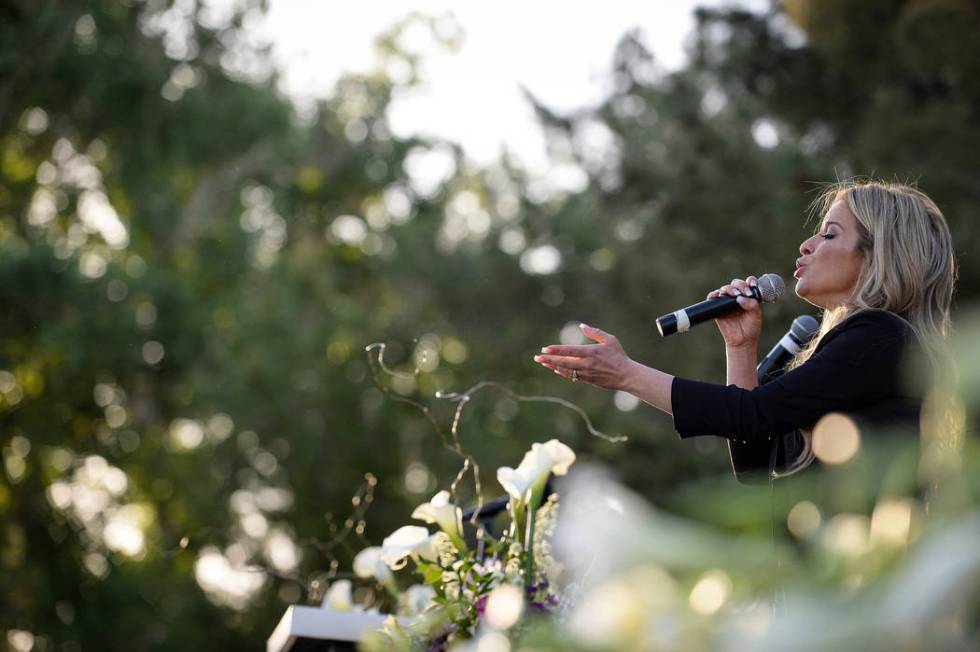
left=725, top=343, right=758, bottom=369
left=618, top=358, right=643, bottom=394
left=725, top=342, right=758, bottom=356
left=725, top=343, right=759, bottom=390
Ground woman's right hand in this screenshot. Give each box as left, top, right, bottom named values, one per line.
left=708, top=276, right=763, bottom=349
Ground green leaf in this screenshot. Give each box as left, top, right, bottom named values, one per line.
left=422, top=564, right=444, bottom=585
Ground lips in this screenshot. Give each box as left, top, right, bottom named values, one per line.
left=793, top=265, right=806, bottom=278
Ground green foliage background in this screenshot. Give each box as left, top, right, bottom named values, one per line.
left=1, top=0, right=978, bottom=649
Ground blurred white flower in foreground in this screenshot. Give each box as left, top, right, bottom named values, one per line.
left=555, top=465, right=781, bottom=585
left=400, top=584, right=437, bottom=616
left=552, top=466, right=980, bottom=652
left=723, top=513, right=980, bottom=652
left=353, top=546, right=392, bottom=583
left=568, top=564, right=680, bottom=650
left=321, top=579, right=354, bottom=611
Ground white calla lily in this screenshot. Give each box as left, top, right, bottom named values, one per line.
left=412, top=490, right=466, bottom=550
left=353, top=546, right=393, bottom=583
left=380, top=525, right=445, bottom=569
left=321, top=579, right=354, bottom=611
left=497, top=439, right=576, bottom=503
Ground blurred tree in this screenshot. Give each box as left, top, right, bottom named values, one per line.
left=1, top=0, right=978, bottom=650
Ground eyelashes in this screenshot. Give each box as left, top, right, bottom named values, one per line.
left=819, top=234, right=836, bottom=240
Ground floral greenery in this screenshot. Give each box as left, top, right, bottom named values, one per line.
left=312, top=439, right=577, bottom=651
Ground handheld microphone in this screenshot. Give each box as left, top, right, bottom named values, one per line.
left=655, top=273, right=785, bottom=337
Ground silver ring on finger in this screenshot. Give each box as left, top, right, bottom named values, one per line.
left=571, top=369, right=578, bottom=382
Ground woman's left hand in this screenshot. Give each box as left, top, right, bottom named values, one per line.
left=533, top=323, right=634, bottom=390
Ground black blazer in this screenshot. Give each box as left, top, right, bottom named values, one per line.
left=671, top=309, right=923, bottom=442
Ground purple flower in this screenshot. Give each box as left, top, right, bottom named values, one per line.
left=475, top=594, right=489, bottom=617
left=525, top=581, right=546, bottom=594
left=427, top=630, right=452, bottom=652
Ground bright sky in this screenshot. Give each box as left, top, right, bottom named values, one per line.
left=255, top=1, right=768, bottom=177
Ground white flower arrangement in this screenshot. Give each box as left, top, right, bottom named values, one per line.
left=324, top=438, right=578, bottom=652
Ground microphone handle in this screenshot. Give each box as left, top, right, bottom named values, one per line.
left=729, top=322, right=814, bottom=484
left=656, top=286, right=761, bottom=337
left=756, top=330, right=807, bottom=384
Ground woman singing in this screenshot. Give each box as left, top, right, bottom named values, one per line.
left=532, top=180, right=957, bottom=474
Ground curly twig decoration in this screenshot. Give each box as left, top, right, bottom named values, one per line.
left=364, top=340, right=626, bottom=527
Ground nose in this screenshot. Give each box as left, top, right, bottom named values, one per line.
left=799, top=236, right=815, bottom=256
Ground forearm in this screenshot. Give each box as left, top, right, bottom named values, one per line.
left=726, top=344, right=758, bottom=390
left=617, top=346, right=756, bottom=420
left=621, top=359, right=675, bottom=415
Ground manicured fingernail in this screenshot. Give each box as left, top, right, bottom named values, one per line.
left=580, top=323, right=589, bottom=329
left=540, top=347, right=550, bottom=353
left=533, top=355, right=542, bottom=361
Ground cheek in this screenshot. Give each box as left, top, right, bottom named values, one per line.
left=830, top=249, right=864, bottom=287
left=807, top=248, right=854, bottom=285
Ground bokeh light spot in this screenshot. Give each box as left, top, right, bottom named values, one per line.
left=329, top=214, right=368, bottom=245
left=170, top=419, right=204, bottom=450
left=404, top=462, right=435, bottom=494
left=812, top=413, right=860, bottom=464
left=142, top=341, right=165, bottom=365
left=559, top=321, right=587, bottom=345
left=614, top=390, right=640, bottom=412
left=441, top=338, right=468, bottom=364
left=520, top=244, right=561, bottom=275
left=689, top=569, right=732, bottom=615
left=870, top=499, right=912, bottom=546
left=823, top=513, right=870, bottom=558
left=7, top=630, right=35, bottom=652
left=476, top=631, right=510, bottom=652
left=484, top=583, right=524, bottom=630
left=787, top=500, right=821, bottom=539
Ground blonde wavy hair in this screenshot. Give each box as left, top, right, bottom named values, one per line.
left=787, top=180, right=957, bottom=379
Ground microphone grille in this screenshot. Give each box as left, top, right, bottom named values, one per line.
left=791, top=314, right=820, bottom=342
left=757, top=273, right=785, bottom=303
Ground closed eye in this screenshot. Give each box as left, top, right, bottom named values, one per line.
left=820, top=233, right=836, bottom=240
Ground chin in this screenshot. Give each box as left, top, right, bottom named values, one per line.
left=794, top=278, right=807, bottom=299
left=794, top=282, right=823, bottom=309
